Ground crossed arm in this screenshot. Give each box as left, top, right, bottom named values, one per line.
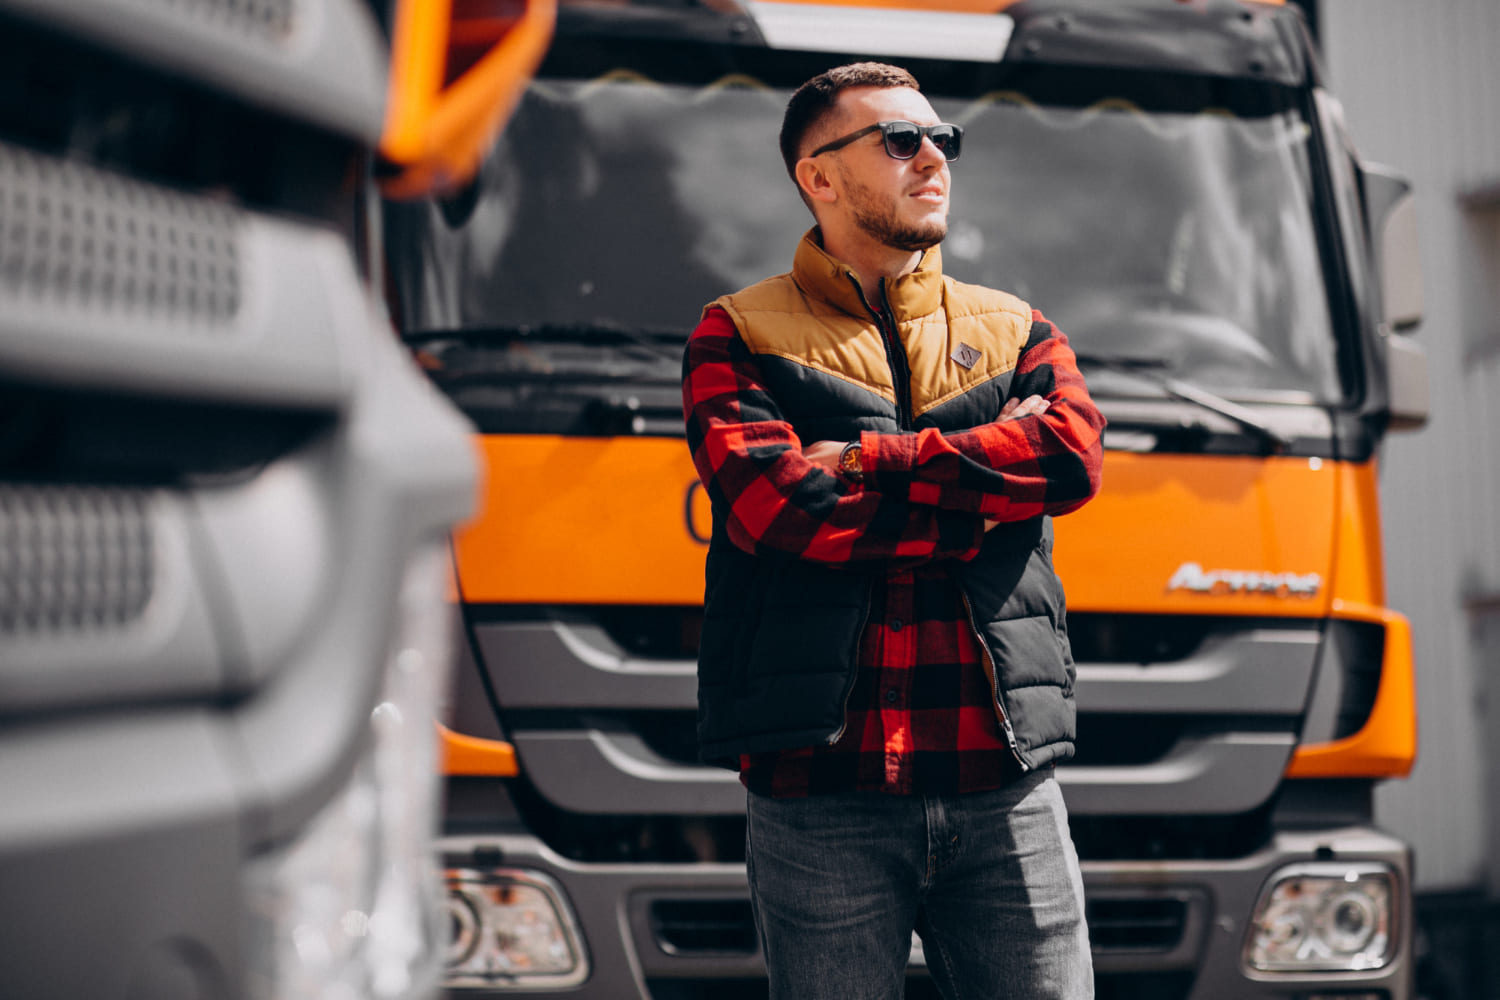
left=800, top=393, right=1054, bottom=531
left=681, top=306, right=1104, bottom=569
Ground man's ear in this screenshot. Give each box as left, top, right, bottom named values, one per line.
left=794, top=157, right=839, bottom=207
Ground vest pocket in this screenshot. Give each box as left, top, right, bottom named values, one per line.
left=742, top=560, right=868, bottom=679
left=981, top=614, right=1072, bottom=692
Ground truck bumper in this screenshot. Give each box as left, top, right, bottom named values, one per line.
left=439, top=824, right=1412, bottom=999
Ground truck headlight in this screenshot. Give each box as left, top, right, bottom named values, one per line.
left=443, top=869, right=589, bottom=989
left=1244, top=862, right=1396, bottom=973
left=245, top=544, right=453, bottom=999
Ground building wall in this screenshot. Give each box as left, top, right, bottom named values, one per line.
left=1321, top=0, right=1500, bottom=892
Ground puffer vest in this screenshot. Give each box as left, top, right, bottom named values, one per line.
left=695, top=230, right=1076, bottom=772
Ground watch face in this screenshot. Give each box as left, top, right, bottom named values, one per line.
left=840, top=444, right=861, bottom=478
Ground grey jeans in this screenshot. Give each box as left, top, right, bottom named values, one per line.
left=745, top=769, right=1093, bottom=1000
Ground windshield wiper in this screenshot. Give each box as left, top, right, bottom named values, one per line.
left=433, top=368, right=683, bottom=388
left=1074, top=352, right=1291, bottom=452
left=404, top=321, right=689, bottom=364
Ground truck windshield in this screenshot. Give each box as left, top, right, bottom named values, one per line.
left=386, top=71, right=1340, bottom=404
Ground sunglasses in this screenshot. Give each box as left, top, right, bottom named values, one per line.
left=809, top=120, right=964, bottom=161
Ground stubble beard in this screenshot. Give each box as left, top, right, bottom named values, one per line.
left=845, top=173, right=947, bottom=253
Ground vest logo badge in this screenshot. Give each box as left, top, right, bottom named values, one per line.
left=951, top=343, right=982, bottom=369
left=1167, top=562, right=1321, bottom=598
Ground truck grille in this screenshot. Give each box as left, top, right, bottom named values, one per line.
left=1070, top=808, right=1271, bottom=861
left=0, top=142, right=243, bottom=326
left=646, top=896, right=1193, bottom=957
left=650, top=900, right=758, bottom=956
left=0, top=483, right=154, bottom=634
left=479, top=605, right=1316, bottom=842
left=644, top=975, right=1194, bottom=1000
left=587, top=609, right=1230, bottom=665
left=640, top=895, right=1197, bottom=1000
left=1087, top=897, right=1188, bottom=951
left=143, top=0, right=296, bottom=39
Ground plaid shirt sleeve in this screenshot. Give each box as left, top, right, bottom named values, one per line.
left=859, top=312, right=1105, bottom=523
left=683, top=307, right=984, bottom=568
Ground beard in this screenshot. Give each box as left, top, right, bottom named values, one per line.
left=843, top=171, right=947, bottom=252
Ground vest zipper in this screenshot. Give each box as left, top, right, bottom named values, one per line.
left=848, top=275, right=913, bottom=430
left=959, top=587, right=1028, bottom=771
left=826, top=577, right=876, bottom=745
left=842, top=278, right=1022, bottom=768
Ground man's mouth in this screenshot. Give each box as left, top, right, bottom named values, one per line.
left=911, top=185, right=946, bottom=203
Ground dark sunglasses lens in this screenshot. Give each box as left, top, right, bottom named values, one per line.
left=883, top=123, right=923, bottom=159
left=930, top=126, right=961, bottom=160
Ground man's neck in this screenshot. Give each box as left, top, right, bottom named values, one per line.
left=818, top=226, right=925, bottom=301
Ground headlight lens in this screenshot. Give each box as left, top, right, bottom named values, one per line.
left=1244, top=862, right=1396, bottom=973
left=442, top=869, right=588, bottom=989
left=245, top=544, right=453, bottom=1000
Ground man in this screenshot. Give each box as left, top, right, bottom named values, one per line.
left=682, top=62, right=1105, bottom=999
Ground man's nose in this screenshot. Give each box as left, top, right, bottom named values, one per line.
left=913, top=135, right=946, bottom=169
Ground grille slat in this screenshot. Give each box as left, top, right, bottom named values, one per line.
left=138, top=0, right=296, bottom=39
left=0, top=483, right=154, bottom=634
left=0, top=143, right=243, bottom=326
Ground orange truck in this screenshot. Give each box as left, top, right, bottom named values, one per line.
left=384, top=0, right=1430, bottom=996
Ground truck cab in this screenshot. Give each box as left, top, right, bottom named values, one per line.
left=385, top=1, right=1428, bottom=996
left=0, top=0, right=550, bottom=996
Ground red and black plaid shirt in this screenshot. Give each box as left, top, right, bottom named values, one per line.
left=683, top=305, right=1102, bottom=798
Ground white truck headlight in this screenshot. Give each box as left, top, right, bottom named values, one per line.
left=245, top=545, right=453, bottom=1000
left=443, top=869, right=588, bottom=989
left=1244, top=862, right=1396, bottom=973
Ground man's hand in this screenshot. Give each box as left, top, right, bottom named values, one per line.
left=802, top=439, right=846, bottom=471
left=808, top=395, right=1048, bottom=522
left=1000, top=395, right=1050, bottom=421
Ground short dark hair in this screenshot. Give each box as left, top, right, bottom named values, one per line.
left=778, top=62, right=920, bottom=179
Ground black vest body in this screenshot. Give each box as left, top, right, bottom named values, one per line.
left=695, top=297, right=1077, bottom=772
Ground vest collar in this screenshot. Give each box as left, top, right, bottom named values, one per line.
left=791, top=228, right=945, bottom=324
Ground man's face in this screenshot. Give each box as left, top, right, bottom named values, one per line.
left=815, top=86, right=951, bottom=252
